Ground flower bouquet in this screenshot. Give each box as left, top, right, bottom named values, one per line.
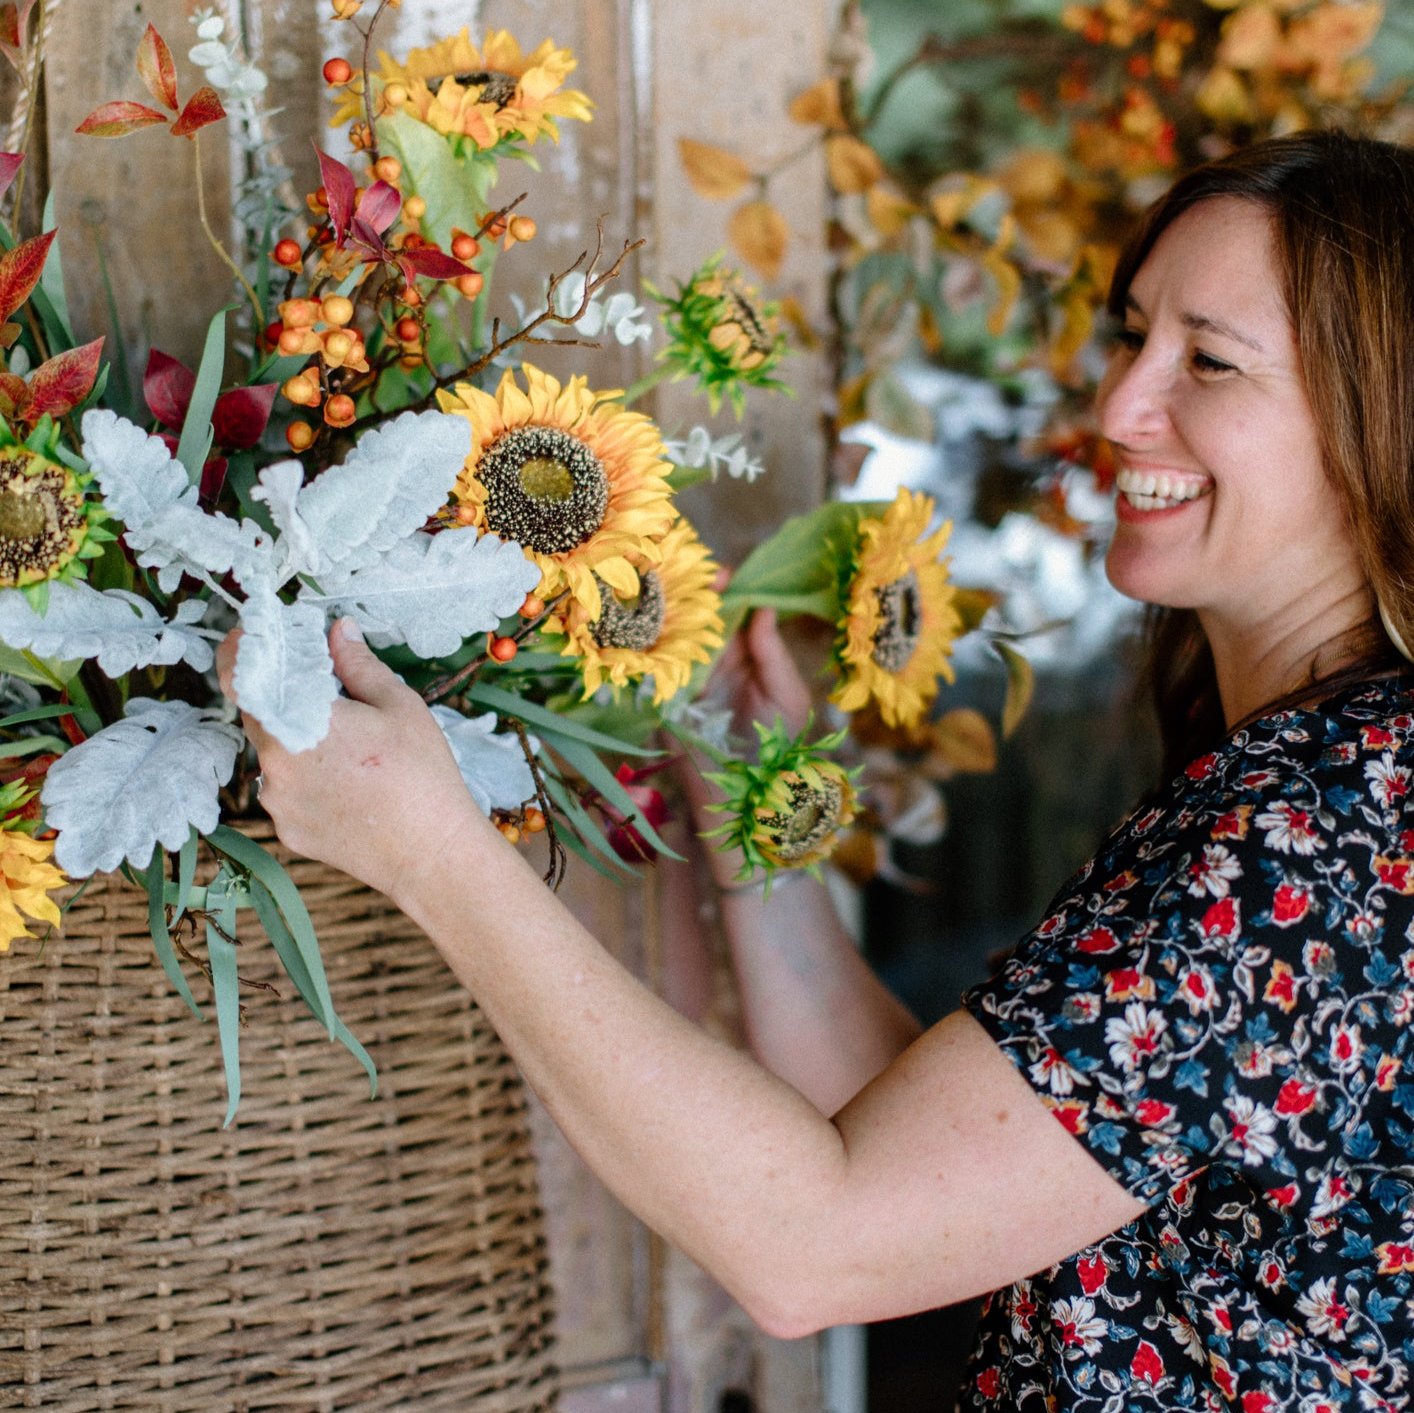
left=0, top=1, right=1002, bottom=1120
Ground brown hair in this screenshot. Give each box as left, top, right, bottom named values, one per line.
left=1106, top=131, right=1414, bottom=779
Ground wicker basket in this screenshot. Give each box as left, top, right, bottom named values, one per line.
left=0, top=824, right=559, bottom=1411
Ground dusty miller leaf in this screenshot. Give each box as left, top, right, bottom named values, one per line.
left=42, top=699, right=241, bottom=876
left=233, top=588, right=338, bottom=754
left=81, top=407, right=189, bottom=527
left=430, top=706, right=537, bottom=814
left=0, top=582, right=215, bottom=676
left=294, top=409, right=472, bottom=575
left=307, top=529, right=540, bottom=659
left=250, top=459, right=317, bottom=578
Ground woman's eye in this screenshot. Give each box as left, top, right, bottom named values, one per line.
left=1111, top=327, right=1145, bottom=352
left=1192, top=350, right=1236, bottom=375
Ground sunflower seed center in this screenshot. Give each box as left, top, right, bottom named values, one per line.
left=452, top=69, right=518, bottom=108
left=0, top=489, right=47, bottom=541
left=871, top=569, right=921, bottom=673
left=478, top=426, right=609, bottom=555
left=0, top=453, right=85, bottom=587
left=761, top=774, right=844, bottom=861
left=591, top=570, right=666, bottom=652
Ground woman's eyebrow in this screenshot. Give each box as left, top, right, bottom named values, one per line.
left=1122, top=293, right=1266, bottom=353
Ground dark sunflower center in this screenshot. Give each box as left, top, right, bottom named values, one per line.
left=0, top=454, right=85, bottom=588
left=477, top=426, right=609, bottom=556
left=761, top=774, right=844, bottom=861
left=452, top=69, right=519, bottom=108
left=871, top=569, right=921, bottom=673
left=591, top=571, right=666, bottom=652
left=725, top=287, right=775, bottom=359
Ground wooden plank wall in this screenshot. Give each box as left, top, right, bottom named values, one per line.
left=30, top=1, right=835, bottom=1407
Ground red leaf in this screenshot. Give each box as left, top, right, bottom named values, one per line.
left=211, top=383, right=277, bottom=450
left=0, top=5, right=19, bottom=71
left=355, top=180, right=401, bottom=237
left=170, top=86, right=226, bottom=139
left=0, top=228, right=53, bottom=323
left=199, top=455, right=229, bottom=504
left=0, top=152, right=21, bottom=203
left=77, top=100, right=169, bottom=138
left=350, top=216, right=391, bottom=261
left=314, top=145, right=357, bottom=243
left=400, top=247, right=473, bottom=281
left=0, top=369, right=26, bottom=417
left=136, top=24, right=180, bottom=113
left=23, top=337, right=105, bottom=424
left=143, top=348, right=195, bottom=429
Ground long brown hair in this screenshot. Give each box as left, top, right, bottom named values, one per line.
left=1107, top=132, right=1414, bottom=779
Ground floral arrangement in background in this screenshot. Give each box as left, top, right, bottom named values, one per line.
left=0, top=0, right=1010, bottom=1116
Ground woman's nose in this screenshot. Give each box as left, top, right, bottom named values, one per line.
left=1096, top=346, right=1170, bottom=447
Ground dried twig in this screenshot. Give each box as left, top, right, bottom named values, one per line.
left=510, top=717, right=567, bottom=890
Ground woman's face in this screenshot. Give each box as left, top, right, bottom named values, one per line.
left=1098, top=197, right=1363, bottom=632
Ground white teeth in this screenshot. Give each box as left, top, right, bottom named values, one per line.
left=1115, top=469, right=1210, bottom=510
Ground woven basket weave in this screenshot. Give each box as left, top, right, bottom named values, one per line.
left=0, top=824, right=559, bottom=1411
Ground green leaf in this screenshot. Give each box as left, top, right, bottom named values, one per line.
left=204, top=869, right=243, bottom=1127
left=207, top=825, right=335, bottom=1036
left=175, top=826, right=199, bottom=918
left=93, top=231, right=136, bottom=422
left=725, top=500, right=883, bottom=619
left=176, top=307, right=229, bottom=485
left=378, top=108, right=496, bottom=252
left=995, top=639, right=1034, bottom=740
left=548, top=735, right=684, bottom=863
left=249, top=877, right=378, bottom=1097
left=465, top=681, right=659, bottom=757
left=0, top=703, right=84, bottom=730
left=144, top=846, right=203, bottom=1020
left=38, top=191, right=72, bottom=345
left=865, top=371, right=936, bottom=444
left=0, top=644, right=80, bottom=689
left=541, top=773, right=638, bottom=880
left=0, top=734, right=67, bottom=759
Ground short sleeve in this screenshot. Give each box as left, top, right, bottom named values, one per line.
left=964, top=700, right=1414, bottom=1211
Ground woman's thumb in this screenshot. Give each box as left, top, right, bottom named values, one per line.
left=328, top=618, right=408, bottom=707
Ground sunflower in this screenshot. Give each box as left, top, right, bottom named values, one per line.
left=549, top=516, right=723, bottom=704
left=831, top=488, right=961, bottom=731
left=367, top=29, right=593, bottom=149
left=0, top=789, right=66, bottom=952
left=0, top=442, right=108, bottom=592
left=439, top=365, right=677, bottom=618
left=652, top=256, right=788, bottom=416
left=705, top=720, right=859, bottom=884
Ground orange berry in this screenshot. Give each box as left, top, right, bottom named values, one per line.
left=286, top=421, right=316, bottom=452
left=349, top=122, right=373, bottom=151
left=482, top=213, right=507, bottom=239
left=281, top=373, right=319, bottom=407
left=454, top=505, right=478, bottom=526
left=331, top=0, right=362, bottom=17
left=310, top=186, right=330, bottom=212
left=395, top=315, right=421, bottom=342
left=372, top=155, right=402, bottom=184
left=517, top=593, right=546, bottom=620
left=281, top=298, right=320, bottom=328
left=523, top=807, right=546, bottom=835
left=450, top=231, right=481, bottom=262
left=454, top=271, right=485, bottom=300
left=400, top=284, right=423, bottom=307
left=323, top=393, right=357, bottom=427
left=507, top=215, right=537, bottom=244
left=383, top=81, right=409, bottom=109
left=401, top=232, right=427, bottom=252
left=272, top=238, right=302, bottom=268
left=497, top=822, right=522, bottom=845
left=321, top=293, right=355, bottom=326
left=398, top=352, right=423, bottom=371
left=488, top=634, right=518, bottom=664
left=323, top=57, right=353, bottom=85
left=323, top=330, right=354, bottom=363
left=402, top=194, right=427, bottom=222
left=278, top=327, right=310, bottom=356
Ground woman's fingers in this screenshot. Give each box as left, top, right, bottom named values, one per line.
left=326, top=618, right=415, bottom=709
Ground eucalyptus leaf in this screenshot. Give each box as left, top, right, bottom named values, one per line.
left=43, top=699, right=241, bottom=876
left=233, top=588, right=339, bottom=754
left=145, top=845, right=203, bottom=1020
left=204, top=869, right=243, bottom=1126
left=995, top=639, right=1035, bottom=740
left=177, top=308, right=228, bottom=486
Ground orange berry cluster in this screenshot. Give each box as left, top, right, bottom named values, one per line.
left=493, top=806, right=547, bottom=846
left=275, top=295, right=369, bottom=445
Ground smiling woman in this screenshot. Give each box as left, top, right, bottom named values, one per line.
left=230, top=131, right=1414, bottom=1412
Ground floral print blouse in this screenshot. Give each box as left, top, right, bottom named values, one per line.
left=960, top=677, right=1414, bottom=1410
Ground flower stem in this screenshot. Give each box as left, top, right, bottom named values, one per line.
left=620, top=363, right=673, bottom=408
left=193, top=131, right=263, bottom=328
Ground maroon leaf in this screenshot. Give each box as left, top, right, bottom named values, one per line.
left=0, top=152, right=22, bottom=203
left=349, top=215, right=391, bottom=261
left=211, top=383, right=277, bottom=450
left=314, top=145, right=357, bottom=243
left=199, top=455, right=229, bottom=505
left=0, top=229, right=53, bottom=323
left=136, top=24, right=180, bottom=113
left=400, top=247, right=473, bottom=282
left=143, top=348, right=195, bottom=429
left=356, top=180, right=401, bottom=237
left=170, top=86, right=226, bottom=138
left=23, top=337, right=105, bottom=423
left=0, top=369, right=26, bottom=417
left=77, top=100, right=169, bottom=138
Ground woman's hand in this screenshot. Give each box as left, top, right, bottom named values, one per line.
left=216, top=619, right=487, bottom=904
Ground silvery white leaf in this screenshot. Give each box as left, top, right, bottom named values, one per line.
left=233, top=588, right=338, bottom=754
left=250, top=459, right=318, bottom=578
left=0, top=582, right=216, bottom=676
left=295, top=410, right=472, bottom=574
left=431, top=707, right=537, bottom=814
left=80, top=409, right=191, bottom=531
left=133, top=501, right=275, bottom=592
left=42, top=699, right=241, bottom=876
left=308, top=529, right=540, bottom=659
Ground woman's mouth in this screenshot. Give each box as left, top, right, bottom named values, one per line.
left=1114, top=468, right=1212, bottom=512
